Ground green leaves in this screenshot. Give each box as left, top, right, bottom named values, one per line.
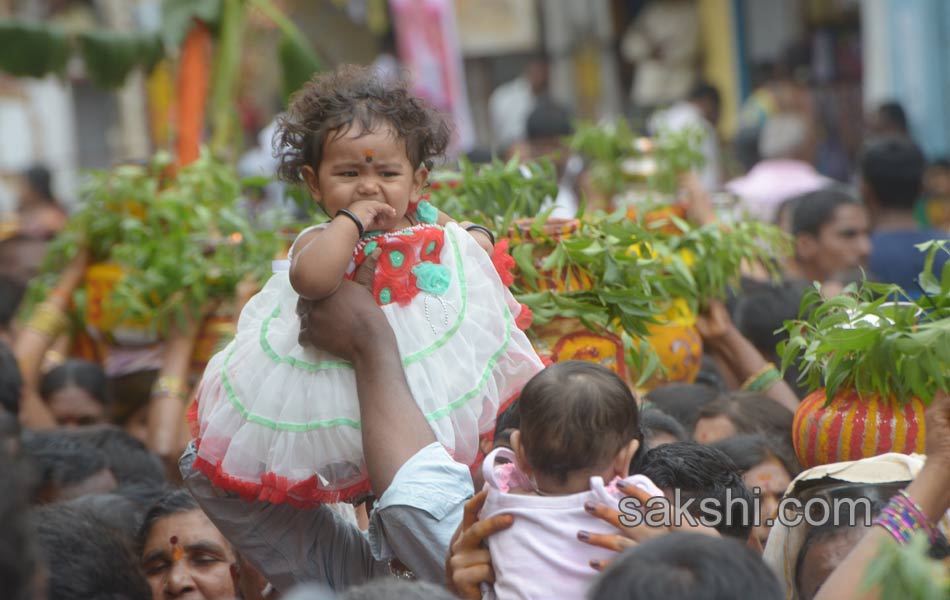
left=0, top=20, right=70, bottom=78
left=79, top=30, right=164, bottom=88
left=780, top=263, right=950, bottom=404
left=428, top=157, right=558, bottom=235
left=569, top=121, right=706, bottom=197
left=863, top=534, right=949, bottom=600
left=161, top=0, right=223, bottom=49
left=26, top=150, right=284, bottom=336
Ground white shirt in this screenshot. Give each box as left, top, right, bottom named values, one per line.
left=489, top=76, right=536, bottom=152
left=621, top=0, right=700, bottom=107
left=650, top=101, right=721, bottom=190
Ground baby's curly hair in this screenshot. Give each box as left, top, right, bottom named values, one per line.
left=275, top=65, right=452, bottom=183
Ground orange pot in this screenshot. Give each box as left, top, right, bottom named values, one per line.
left=190, top=315, right=236, bottom=372
left=793, top=388, right=926, bottom=469
left=530, top=318, right=629, bottom=383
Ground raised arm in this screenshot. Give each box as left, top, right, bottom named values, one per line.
left=814, top=391, right=950, bottom=600
left=298, top=253, right=435, bottom=494
left=15, top=249, right=89, bottom=429
left=697, top=300, right=801, bottom=412
left=289, top=200, right=395, bottom=301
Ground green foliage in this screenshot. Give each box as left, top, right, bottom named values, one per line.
left=246, top=0, right=325, bottom=102
left=915, top=240, right=950, bottom=315
left=568, top=120, right=706, bottom=197
left=427, top=156, right=559, bottom=235
left=779, top=276, right=950, bottom=404
left=0, top=20, right=70, bottom=78
left=863, top=534, right=950, bottom=600
left=161, top=0, right=223, bottom=49
left=26, top=151, right=284, bottom=335
left=79, top=30, right=163, bottom=88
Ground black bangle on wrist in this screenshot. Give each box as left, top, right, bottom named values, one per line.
left=464, top=224, right=495, bottom=246
left=336, top=209, right=365, bottom=237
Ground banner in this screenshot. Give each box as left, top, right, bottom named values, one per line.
left=389, top=0, right=475, bottom=152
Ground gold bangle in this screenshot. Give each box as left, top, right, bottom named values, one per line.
left=151, top=375, right=189, bottom=403
left=741, top=362, right=777, bottom=391
left=25, top=302, right=71, bottom=339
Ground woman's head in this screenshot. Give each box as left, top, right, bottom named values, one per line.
left=513, top=361, right=642, bottom=483
left=644, top=383, right=719, bottom=434
left=276, top=65, right=451, bottom=221
left=713, top=434, right=800, bottom=545
left=693, top=392, right=793, bottom=445
left=39, top=360, right=110, bottom=427
left=139, top=490, right=240, bottom=600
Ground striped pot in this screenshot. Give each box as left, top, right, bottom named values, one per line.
left=793, top=388, right=926, bottom=469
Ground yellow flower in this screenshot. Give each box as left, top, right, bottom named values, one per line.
left=626, top=241, right=655, bottom=259
left=678, top=248, right=696, bottom=267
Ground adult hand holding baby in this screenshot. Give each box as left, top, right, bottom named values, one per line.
left=446, top=490, right=514, bottom=599
left=579, top=481, right=720, bottom=571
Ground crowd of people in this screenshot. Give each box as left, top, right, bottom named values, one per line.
left=1, top=43, right=949, bottom=600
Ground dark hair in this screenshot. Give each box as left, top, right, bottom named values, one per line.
left=137, top=490, right=202, bottom=554
left=637, top=442, right=754, bottom=539
left=860, top=136, right=925, bottom=208
left=790, top=187, right=864, bottom=237
left=712, top=433, right=801, bottom=479
left=0, top=275, right=25, bottom=331
left=64, top=492, right=143, bottom=542
left=588, top=532, right=783, bottom=600
left=275, top=64, right=452, bottom=182
left=688, top=81, right=721, bottom=106
left=493, top=400, right=520, bottom=448
left=342, top=579, right=457, bottom=600
left=20, top=432, right=110, bottom=503
left=0, top=448, right=37, bottom=600
left=24, top=165, right=54, bottom=203
left=695, top=392, right=794, bottom=440
left=32, top=503, right=150, bottom=600
left=517, top=361, right=641, bottom=482
left=526, top=97, right=574, bottom=140
left=40, top=359, right=111, bottom=409
left=644, top=383, right=719, bottom=433
left=64, top=425, right=165, bottom=490
left=793, top=498, right=884, bottom=600
left=0, top=340, right=22, bottom=416
left=877, top=101, right=908, bottom=133
left=731, top=279, right=810, bottom=362
left=640, top=409, right=687, bottom=448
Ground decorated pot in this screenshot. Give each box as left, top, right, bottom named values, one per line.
left=512, top=218, right=631, bottom=383
left=511, top=218, right=702, bottom=391
left=633, top=298, right=703, bottom=391
left=85, top=262, right=159, bottom=346
left=190, top=314, right=236, bottom=373
left=793, top=388, right=926, bottom=469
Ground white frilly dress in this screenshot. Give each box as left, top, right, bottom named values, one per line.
left=190, top=205, right=544, bottom=507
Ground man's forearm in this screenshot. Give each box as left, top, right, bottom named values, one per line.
left=353, top=325, right=436, bottom=497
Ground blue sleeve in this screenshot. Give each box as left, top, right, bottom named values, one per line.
left=368, top=442, right=474, bottom=583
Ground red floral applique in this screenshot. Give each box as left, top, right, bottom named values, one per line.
left=348, top=225, right=447, bottom=307
left=515, top=303, right=534, bottom=330
left=491, top=238, right=516, bottom=287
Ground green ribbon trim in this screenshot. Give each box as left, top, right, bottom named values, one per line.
left=219, top=305, right=513, bottom=432
left=258, top=227, right=467, bottom=371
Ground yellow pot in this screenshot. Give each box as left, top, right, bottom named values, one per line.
left=84, top=262, right=158, bottom=346
left=190, top=315, right=236, bottom=371
left=633, top=298, right=703, bottom=391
